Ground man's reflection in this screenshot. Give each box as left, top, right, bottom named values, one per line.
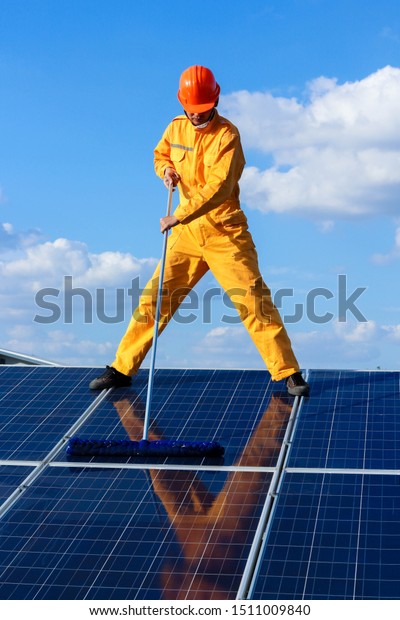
left=112, top=391, right=292, bottom=599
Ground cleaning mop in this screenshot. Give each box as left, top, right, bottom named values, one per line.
left=67, top=185, right=224, bottom=458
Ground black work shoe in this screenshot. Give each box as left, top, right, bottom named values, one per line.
left=89, top=366, right=132, bottom=390
left=286, top=372, right=310, bottom=397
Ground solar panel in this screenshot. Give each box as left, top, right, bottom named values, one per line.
left=0, top=367, right=99, bottom=460
left=0, top=365, right=294, bottom=600
left=0, top=365, right=399, bottom=600
left=0, top=465, right=274, bottom=599
left=287, top=370, right=400, bottom=469
left=252, top=472, right=400, bottom=600
left=250, top=369, right=400, bottom=600
left=60, top=368, right=290, bottom=467
left=0, top=466, right=34, bottom=503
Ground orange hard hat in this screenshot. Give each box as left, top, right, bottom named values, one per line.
left=177, top=65, right=220, bottom=113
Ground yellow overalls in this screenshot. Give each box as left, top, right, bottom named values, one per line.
left=113, top=111, right=299, bottom=381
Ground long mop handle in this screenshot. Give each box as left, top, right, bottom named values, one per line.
left=142, top=184, right=173, bottom=441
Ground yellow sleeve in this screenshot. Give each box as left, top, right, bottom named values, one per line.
left=154, top=125, right=173, bottom=180
left=174, top=132, right=245, bottom=224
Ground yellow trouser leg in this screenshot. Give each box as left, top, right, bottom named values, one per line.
left=113, top=219, right=299, bottom=381
left=203, top=228, right=300, bottom=382
left=113, top=227, right=208, bottom=376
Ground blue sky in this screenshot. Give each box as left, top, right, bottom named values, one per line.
left=1, top=0, right=400, bottom=372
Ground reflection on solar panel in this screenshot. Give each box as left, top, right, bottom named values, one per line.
left=0, top=366, right=399, bottom=600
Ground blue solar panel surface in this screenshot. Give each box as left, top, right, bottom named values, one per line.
left=0, top=366, right=399, bottom=600
left=252, top=472, right=400, bottom=600
left=62, top=368, right=288, bottom=467
left=287, top=370, right=400, bottom=469
left=0, top=466, right=33, bottom=502
left=0, top=466, right=273, bottom=599
left=0, top=367, right=97, bottom=460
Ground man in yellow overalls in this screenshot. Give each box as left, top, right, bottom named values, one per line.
left=90, top=66, right=309, bottom=397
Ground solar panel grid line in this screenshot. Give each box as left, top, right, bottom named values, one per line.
left=0, top=367, right=105, bottom=462
left=249, top=372, right=368, bottom=598
left=1, top=466, right=92, bottom=598
left=4, top=367, right=398, bottom=600
left=300, top=470, right=333, bottom=599
left=351, top=374, right=371, bottom=600
left=285, top=467, right=400, bottom=475
left=108, top=470, right=221, bottom=601
left=0, top=369, right=63, bottom=444
left=236, top=394, right=303, bottom=600
left=251, top=370, right=400, bottom=600
left=30, top=387, right=110, bottom=465
left=0, top=466, right=35, bottom=505
left=135, top=368, right=191, bottom=441
left=352, top=473, right=367, bottom=599
left=6, top=388, right=97, bottom=462
left=243, top=394, right=309, bottom=601
left=0, top=366, right=67, bottom=412
left=0, top=467, right=87, bottom=591
left=33, top=469, right=156, bottom=601
left=67, top=368, right=277, bottom=468
left=298, top=373, right=365, bottom=600
left=0, top=482, right=27, bottom=521
left=106, top=385, right=148, bottom=438
left=128, top=468, right=213, bottom=601
left=228, top=373, right=272, bottom=463
left=0, top=366, right=38, bottom=403
left=174, top=465, right=259, bottom=601
left=0, top=461, right=41, bottom=467
left=321, top=371, right=341, bottom=470
left=294, top=373, right=365, bottom=599
left=0, top=367, right=287, bottom=599
left=28, top=467, right=270, bottom=600
left=255, top=471, right=400, bottom=600
left=145, top=468, right=276, bottom=600
left=203, top=369, right=240, bottom=441
left=62, top=388, right=112, bottom=444
left=155, top=369, right=214, bottom=443
left=49, top=461, right=278, bottom=473
left=0, top=459, right=56, bottom=520
left=89, top=369, right=223, bottom=461
left=0, top=385, right=109, bottom=520
left=360, top=374, right=370, bottom=472
left=182, top=369, right=269, bottom=464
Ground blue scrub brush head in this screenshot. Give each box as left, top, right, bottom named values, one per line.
left=66, top=437, right=224, bottom=457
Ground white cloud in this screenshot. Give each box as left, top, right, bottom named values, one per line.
left=201, top=326, right=250, bottom=354
left=0, top=221, right=44, bottom=256
left=221, top=66, right=400, bottom=219
left=371, top=224, right=400, bottom=264
left=0, top=232, right=157, bottom=294
left=190, top=325, right=261, bottom=369
left=0, top=223, right=158, bottom=364
left=187, top=318, right=400, bottom=372
left=333, top=319, right=378, bottom=342
left=382, top=324, right=400, bottom=342
left=3, top=324, right=115, bottom=366
left=292, top=318, right=400, bottom=369
left=317, top=220, right=335, bottom=233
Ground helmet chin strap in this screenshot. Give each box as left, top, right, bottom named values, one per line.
left=185, top=108, right=216, bottom=129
